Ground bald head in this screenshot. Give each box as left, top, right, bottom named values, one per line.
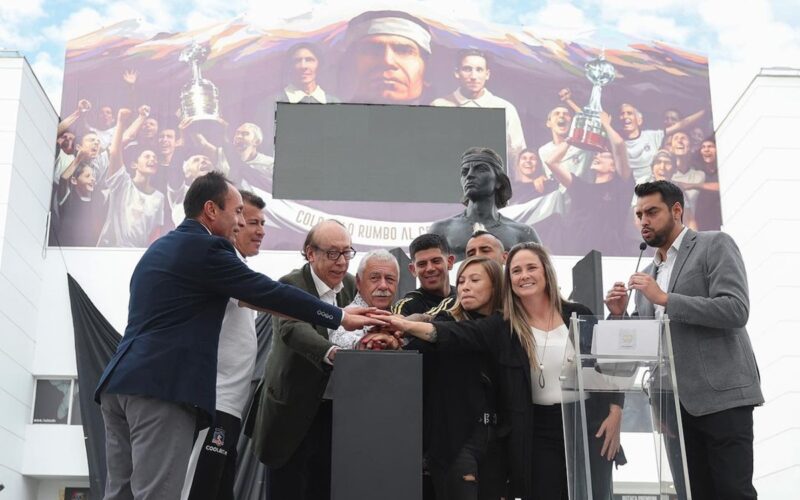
left=465, top=232, right=506, bottom=264
left=304, top=220, right=353, bottom=289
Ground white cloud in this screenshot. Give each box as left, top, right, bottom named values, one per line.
left=30, top=51, right=64, bottom=110
left=0, top=0, right=45, bottom=50
left=244, top=1, right=317, bottom=29
left=243, top=0, right=495, bottom=29
left=0, top=0, right=44, bottom=22
left=0, top=23, right=44, bottom=51
left=519, top=1, right=596, bottom=40
left=586, top=0, right=696, bottom=19
left=42, top=1, right=181, bottom=45
left=43, top=7, right=107, bottom=43
left=696, top=0, right=800, bottom=125
left=614, top=13, right=690, bottom=44
left=107, top=0, right=179, bottom=32
left=411, top=0, right=493, bottom=21
left=184, top=0, right=245, bottom=31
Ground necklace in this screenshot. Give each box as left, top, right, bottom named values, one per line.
left=532, top=314, right=554, bottom=389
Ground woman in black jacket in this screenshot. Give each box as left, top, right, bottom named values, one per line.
left=390, top=242, right=623, bottom=500
left=422, top=256, right=507, bottom=500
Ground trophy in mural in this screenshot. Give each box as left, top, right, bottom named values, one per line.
left=568, top=52, right=616, bottom=152
left=179, top=42, right=220, bottom=121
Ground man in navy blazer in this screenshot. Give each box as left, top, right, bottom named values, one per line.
left=94, top=171, right=379, bottom=500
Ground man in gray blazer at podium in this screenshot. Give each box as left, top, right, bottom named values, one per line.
left=606, top=180, right=763, bottom=500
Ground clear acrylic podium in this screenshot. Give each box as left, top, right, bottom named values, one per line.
left=559, top=314, right=692, bottom=500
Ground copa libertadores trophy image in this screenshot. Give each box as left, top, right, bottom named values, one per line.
left=568, top=52, right=616, bottom=152
left=179, top=42, right=220, bottom=121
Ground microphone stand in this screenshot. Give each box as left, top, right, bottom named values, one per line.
left=626, top=242, right=648, bottom=309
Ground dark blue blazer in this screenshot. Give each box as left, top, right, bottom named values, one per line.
left=94, top=219, right=342, bottom=419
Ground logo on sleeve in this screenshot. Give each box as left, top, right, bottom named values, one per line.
left=317, top=310, right=334, bottom=320
left=211, top=427, right=225, bottom=447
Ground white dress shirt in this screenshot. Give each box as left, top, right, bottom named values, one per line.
left=529, top=324, right=578, bottom=405
left=283, top=83, right=331, bottom=104
left=215, top=249, right=257, bottom=418
left=329, top=293, right=371, bottom=349
left=653, top=226, right=689, bottom=318
left=431, top=88, right=526, bottom=164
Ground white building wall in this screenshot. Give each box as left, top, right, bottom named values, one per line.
left=0, top=54, right=58, bottom=500
left=715, top=68, right=800, bottom=498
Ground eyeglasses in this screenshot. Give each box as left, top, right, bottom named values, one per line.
left=313, top=246, right=357, bottom=261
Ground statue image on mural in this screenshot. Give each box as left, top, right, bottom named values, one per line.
left=48, top=7, right=718, bottom=256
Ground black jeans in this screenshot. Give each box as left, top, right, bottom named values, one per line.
left=429, top=425, right=508, bottom=500
left=531, top=404, right=569, bottom=500
left=531, top=402, right=616, bottom=500
left=667, top=405, right=757, bottom=500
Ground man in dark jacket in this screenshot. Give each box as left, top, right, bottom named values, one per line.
left=95, top=174, right=376, bottom=500
left=250, top=219, right=357, bottom=500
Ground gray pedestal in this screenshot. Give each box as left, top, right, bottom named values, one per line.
left=331, top=350, right=422, bottom=500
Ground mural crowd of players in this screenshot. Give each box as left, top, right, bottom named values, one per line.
left=49, top=9, right=721, bottom=256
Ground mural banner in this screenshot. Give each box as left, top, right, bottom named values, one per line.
left=49, top=6, right=719, bottom=256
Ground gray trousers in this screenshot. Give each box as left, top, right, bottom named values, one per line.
left=101, top=392, right=197, bottom=500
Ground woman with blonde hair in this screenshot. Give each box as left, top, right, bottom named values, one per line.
left=421, top=256, right=506, bottom=500
left=389, top=242, right=623, bottom=499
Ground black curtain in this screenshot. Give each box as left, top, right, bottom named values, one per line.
left=67, top=274, right=274, bottom=499
left=68, top=274, right=122, bottom=500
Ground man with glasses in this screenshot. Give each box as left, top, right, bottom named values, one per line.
left=250, top=219, right=357, bottom=500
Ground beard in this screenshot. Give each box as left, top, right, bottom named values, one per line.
left=643, top=219, right=675, bottom=248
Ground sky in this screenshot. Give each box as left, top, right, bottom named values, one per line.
left=2, top=0, right=799, bottom=125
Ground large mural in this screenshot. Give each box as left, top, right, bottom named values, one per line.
left=48, top=7, right=720, bottom=256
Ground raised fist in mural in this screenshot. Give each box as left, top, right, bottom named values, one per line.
left=123, top=69, right=138, bottom=86
left=77, top=99, right=92, bottom=113
left=117, top=107, right=133, bottom=125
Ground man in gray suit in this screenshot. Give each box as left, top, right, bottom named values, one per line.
left=606, top=180, right=763, bottom=499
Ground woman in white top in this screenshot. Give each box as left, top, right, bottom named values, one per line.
left=390, top=242, right=624, bottom=500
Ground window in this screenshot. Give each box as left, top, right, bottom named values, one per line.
left=31, top=378, right=81, bottom=425
left=71, top=381, right=82, bottom=425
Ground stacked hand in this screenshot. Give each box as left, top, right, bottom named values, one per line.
left=341, top=306, right=391, bottom=331
left=357, top=332, right=401, bottom=350
left=356, top=313, right=434, bottom=350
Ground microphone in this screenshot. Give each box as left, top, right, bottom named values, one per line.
left=627, top=242, right=648, bottom=305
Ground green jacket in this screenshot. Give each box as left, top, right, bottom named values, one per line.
left=249, top=263, right=356, bottom=466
